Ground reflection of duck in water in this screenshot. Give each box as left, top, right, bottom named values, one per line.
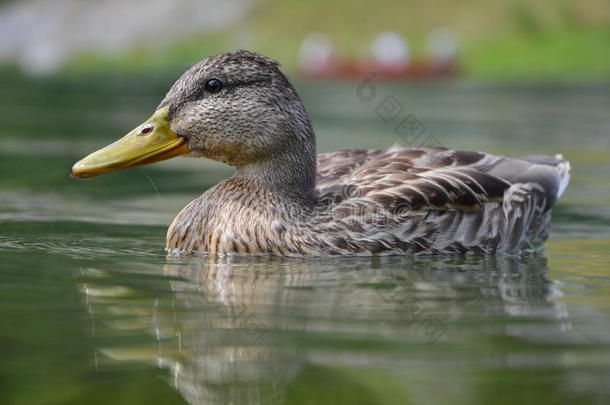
left=72, top=50, right=569, bottom=256
left=81, top=254, right=568, bottom=405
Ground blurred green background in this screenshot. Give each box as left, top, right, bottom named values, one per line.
left=0, top=0, right=609, bottom=79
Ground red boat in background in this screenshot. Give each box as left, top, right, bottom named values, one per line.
left=298, top=31, right=459, bottom=81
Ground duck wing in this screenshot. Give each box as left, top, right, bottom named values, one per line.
left=312, top=147, right=569, bottom=254
left=316, top=147, right=569, bottom=213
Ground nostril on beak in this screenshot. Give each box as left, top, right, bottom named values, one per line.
left=138, top=124, right=154, bottom=136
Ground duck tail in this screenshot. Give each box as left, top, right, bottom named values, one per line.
left=516, top=153, right=571, bottom=207
left=554, top=154, right=571, bottom=199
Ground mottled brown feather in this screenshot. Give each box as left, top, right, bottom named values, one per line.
left=167, top=146, right=569, bottom=256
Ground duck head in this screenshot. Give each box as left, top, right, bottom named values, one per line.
left=71, top=50, right=316, bottom=185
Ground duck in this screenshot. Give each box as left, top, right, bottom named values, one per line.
left=71, top=50, right=570, bottom=257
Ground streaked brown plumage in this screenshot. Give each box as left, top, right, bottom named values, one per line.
left=167, top=144, right=569, bottom=256
left=78, top=50, right=572, bottom=256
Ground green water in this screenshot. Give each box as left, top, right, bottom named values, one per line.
left=1, top=72, right=609, bottom=405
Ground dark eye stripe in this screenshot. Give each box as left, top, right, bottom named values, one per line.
left=185, top=77, right=273, bottom=104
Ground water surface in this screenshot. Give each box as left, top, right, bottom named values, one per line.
left=1, top=73, right=609, bottom=404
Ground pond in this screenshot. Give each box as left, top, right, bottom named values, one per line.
left=0, top=72, right=609, bottom=404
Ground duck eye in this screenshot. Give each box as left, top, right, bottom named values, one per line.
left=204, top=78, right=223, bottom=93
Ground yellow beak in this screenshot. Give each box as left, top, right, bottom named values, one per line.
left=71, top=106, right=190, bottom=179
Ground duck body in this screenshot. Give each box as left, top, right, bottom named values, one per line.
left=167, top=146, right=569, bottom=256
left=72, top=50, right=570, bottom=257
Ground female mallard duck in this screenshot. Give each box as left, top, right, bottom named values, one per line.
left=71, top=50, right=570, bottom=256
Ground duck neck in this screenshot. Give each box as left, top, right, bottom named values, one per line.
left=234, top=139, right=317, bottom=207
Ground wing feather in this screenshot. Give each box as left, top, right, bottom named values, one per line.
left=310, top=146, right=568, bottom=255
left=316, top=148, right=512, bottom=212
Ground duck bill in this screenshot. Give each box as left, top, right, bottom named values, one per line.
left=71, top=106, right=190, bottom=179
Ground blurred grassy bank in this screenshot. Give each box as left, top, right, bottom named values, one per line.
left=5, top=0, right=610, bottom=80
left=244, top=0, right=610, bottom=80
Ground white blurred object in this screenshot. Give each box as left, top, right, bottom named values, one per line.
left=427, top=28, right=458, bottom=62
left=371, top=31, right=410, bottom=67
left=0, top=0, right=251, bottom=75
left=298, top=33, right=334, bottom=74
